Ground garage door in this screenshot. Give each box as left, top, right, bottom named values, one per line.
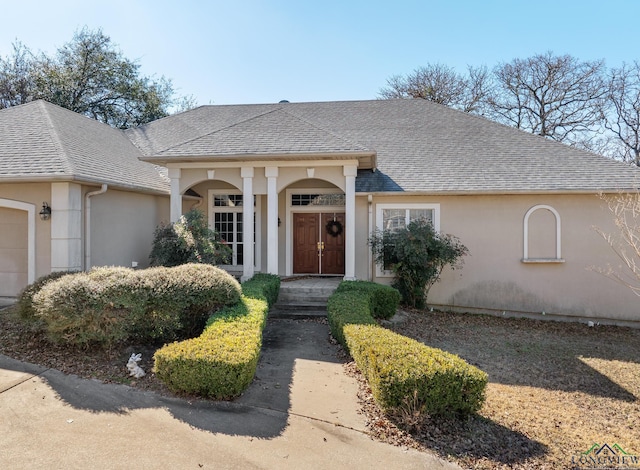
left=0, top=207, right=28, bottom=296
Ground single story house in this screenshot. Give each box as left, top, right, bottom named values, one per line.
left=1, top=99, right=639, bottom=325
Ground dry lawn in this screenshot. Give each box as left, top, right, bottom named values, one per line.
left=383, top=309, right=640, bottom=469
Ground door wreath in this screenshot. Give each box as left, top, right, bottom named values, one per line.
left=325, top=219, right=343, bottom=237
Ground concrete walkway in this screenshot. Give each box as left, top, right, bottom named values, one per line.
left=0, top=316, right=459, bottom=469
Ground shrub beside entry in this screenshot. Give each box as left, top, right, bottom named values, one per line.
left=153, top=274, right=280, bottom=399
left=327, top=280, right=487, bottom=418
left=30, top=264, right=241, bottom=347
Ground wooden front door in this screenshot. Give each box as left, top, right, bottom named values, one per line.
left=321, top=213, right=345, bottom=275
left=293, top=212, right=345, bottom=275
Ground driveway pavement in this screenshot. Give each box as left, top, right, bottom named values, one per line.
left=0, top=317, right=459, bottom=469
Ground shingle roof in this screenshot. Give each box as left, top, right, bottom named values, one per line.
left=5, top=99, right=639, bottom=195
left=156, top=108, right=372, bottom=158
left=0, top=101, right=169, bottom=193
left=128, top=99, right=640, bottom=193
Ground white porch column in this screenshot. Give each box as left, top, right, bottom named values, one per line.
left=241, top=167, right=255, bottom=282
left=265, top=166, right=279, bottom=275
left=168, top=168, right=182, bottom=223
left=344, top=165, right=357, bottom=281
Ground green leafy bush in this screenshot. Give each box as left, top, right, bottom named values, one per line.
left=335, top=280, right=400, bottom=319
left=327, top=291, right=377, bottom=349
left=344, top=324, right=488, bottom=417
left=369, top=219, right=468, bottom=308
left=32, top=267, right=138, bottom=346
left=149, top=209, right=231, bottom=267
left=142, top=264, right=242, bottom=338
left=240, top=273, right=280, bottom=307
left=31, top=264, right=241, bottom=348
left=327, top=281, right=487, bottom=418
left=15, top=270, right=77, bottom=322
left=153, top=274, right=280, bottom=399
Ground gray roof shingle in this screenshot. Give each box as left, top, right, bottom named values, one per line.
left=4, top=99, right=639, bottom=195
left=129, top=99, right=640, bottom=194
left=155, top=108, right=372, bottom=158
left=0, top=101, right=169, bottom=193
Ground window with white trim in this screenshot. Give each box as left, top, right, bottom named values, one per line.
left=209, top=191, right=259, bottom=268
left=375, top=203, right=440, bottom=276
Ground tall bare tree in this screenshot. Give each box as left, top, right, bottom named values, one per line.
left=379, top=63, right=491, bottom=114
left=488, top=52, right=607, bottom=146
left=604, top=62, right=640, bottom=165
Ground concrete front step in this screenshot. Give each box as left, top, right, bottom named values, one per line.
left=271, top=276, right=339, bottom=319
left=269, top=307, right=327, bottom=319
left=277, top=294, right=333, bottom=304
left=274, top=302, right=327, bottom=310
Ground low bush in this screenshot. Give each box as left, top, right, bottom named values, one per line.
left=327, top=291, right=376, bottom=349
left=335, top=280, right=400, bottom=320
left=142, top=264, right=242, bottom=339
left=153, top=273, right=280, bottom=399
left=15, top=270, right=77, bottom=322
left=240, top=273, right=280, bottom=307
left=344, top=324, right=488, bottom=417
left=327, top=281, right=487, bottom=418
left=32, top=267, right=139, bottom=346
left=30, top=264, right=241, bottom=348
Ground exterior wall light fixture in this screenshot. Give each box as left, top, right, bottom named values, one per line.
left=39, top=202, right=52, bottom=220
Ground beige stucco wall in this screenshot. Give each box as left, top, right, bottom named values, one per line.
left=366, top=193, right=639, bottom=324
left=89, top=188, right=168, bottom=269
left=172, top=164, right=638, bottom=324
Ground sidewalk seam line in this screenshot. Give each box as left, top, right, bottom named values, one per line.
left=0, top=368, right=51, bottom=394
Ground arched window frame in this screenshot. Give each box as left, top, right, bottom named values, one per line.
left=522, top=204, right=565, bottom=263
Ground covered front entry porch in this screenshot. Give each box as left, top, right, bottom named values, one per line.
left=165, top=160, right=361, bottom=282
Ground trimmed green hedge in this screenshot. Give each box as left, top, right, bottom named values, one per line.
left=345, top=324, right=488, bottom=417
left=335, top=280, right=400, bottom=320
left=30, top=264, right=241, bottom=347
left=327, top=291, right=376, bottom=348
left=153, top=273, right=280, bottom=399
left=327, top=280, right=487, bottom=417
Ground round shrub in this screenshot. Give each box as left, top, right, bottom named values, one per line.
left=32, top=264, right=242, bottom=348
left=143, top=263, right=241, bottom=338
left=15, top=270, right=77, bottom=322
left=33, top=268, right=142, bottom=347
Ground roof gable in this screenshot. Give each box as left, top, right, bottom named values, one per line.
left=156, top=107, right=372, bottom=158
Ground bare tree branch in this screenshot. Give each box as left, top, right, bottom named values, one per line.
left=592, top=192, right=640, bottom=296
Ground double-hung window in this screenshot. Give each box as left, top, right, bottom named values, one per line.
left=375, top=203, right=440, bottom=276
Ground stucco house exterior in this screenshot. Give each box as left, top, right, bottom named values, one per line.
left=1, top=98, right=639, bottom=325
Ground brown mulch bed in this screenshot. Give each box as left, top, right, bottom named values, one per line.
left=352, top=309, right=640, bottom=469
left=2, top=304, right=639, bottom=469
left=0, top=306, right=172, bottom=396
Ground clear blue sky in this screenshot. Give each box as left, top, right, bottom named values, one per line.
left=0, top=0, right=637, bottom=106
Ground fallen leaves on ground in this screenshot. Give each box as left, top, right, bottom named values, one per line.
left=352, top=309, right=640, bottom=469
